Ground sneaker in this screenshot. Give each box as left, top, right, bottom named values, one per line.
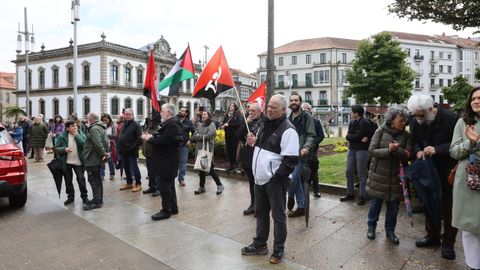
left=194, top=187, right=206, bottom=195
left=119, top=183, right=133, bottom=190
left=216, top=185, right=225, bottom=195
left=340, top=194, right=354, bottom=202
left=269, top=251, right=283, bottom=264
left=241, top=244, right=268, bottom=256
left=132, top=184, right=142, bottom=192
left=287, top=196, right=295, bottom=211
left=288, top=208, right=305, bottom=218
left=109, top=175, right=115, bottom=180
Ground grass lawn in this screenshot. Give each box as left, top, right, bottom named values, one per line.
left=319, top=152, right=347, bottom=186
left=320, top=137, right=346, bottom=146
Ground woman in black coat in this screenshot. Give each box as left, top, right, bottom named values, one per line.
left=221, top=103, right=242, bottom=171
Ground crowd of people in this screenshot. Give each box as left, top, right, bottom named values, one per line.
left=4, top=89, right=479, bottom=268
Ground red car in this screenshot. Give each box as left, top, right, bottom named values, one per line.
left=0, top=124, right=27, bottom=207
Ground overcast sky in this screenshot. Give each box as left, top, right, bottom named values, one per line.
left=1, top=0, right=478, bottom=74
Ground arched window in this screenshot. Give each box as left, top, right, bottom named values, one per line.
left=124, top=98, right=132, bottom=109
left=178, top=100, right=184, bottom=109
left=53, top=98, right=59, bottom=116
left=81, top=61, right=91, bottom=85
left=111, top=97, right=119, bottom=116
left=67, top=98, right=74, bottom=116
left=39, top=99, right=45, bottom=116
left=83, top=97, right=90, bottom=117
left=136, top=98, right=144, bottom=116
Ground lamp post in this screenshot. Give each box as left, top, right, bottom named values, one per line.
left=71, top=0, right=80, bottom=115
left=16, top=7, right=35, bottom=117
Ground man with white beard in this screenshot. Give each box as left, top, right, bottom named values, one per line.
left=407, top=94, right=458, bottom=260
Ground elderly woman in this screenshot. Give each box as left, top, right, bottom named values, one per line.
left=29, top=116, right=49, bottom=162
left=192, top=111, right=224, bottom=195
left=366, top=106, right=412, bottom=245
left=449, top=86, right=480, bottom=270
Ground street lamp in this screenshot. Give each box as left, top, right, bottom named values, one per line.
left=17, top=7, right=35, bottom=117
left=71, top=0, right=80, bottom=115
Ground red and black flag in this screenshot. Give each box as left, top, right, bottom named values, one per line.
left=192, top=46, right=235, bottom=100
left=143, top=52, right=160, bottom=112
left=247, top=81, right=267, bottom=111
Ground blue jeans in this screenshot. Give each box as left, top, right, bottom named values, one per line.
left=178, top=145, right=189, bottom=183
left=346, top=149, right=368, bottom=198
left=288, top=159, right=305, bottom=208
left=100, top=157, right=115, bottom=177
left=121, top=154, right=141, bottom=185
left=367, top=197, right=400, bottom=233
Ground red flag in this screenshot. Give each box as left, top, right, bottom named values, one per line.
left=144, top=52, right=160, bottom=112
left=193, top=46, right=235, bottom=99
left=247, top=81, right=267, bottom=111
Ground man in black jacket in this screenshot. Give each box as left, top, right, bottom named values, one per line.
left=142, top=104, right=182, bottom=220
left=236, top=102, right=264, bottom=215
left=18, top=115, right=30, bottom=155
left=342, top=105, right=370, bottom=206
left=407, top=94, right=458, bottom=260
left=301, top=102, right=325, bottom=198
left=241, top=94, right=299, bottom=264
left=118, top=109, right=143, bottom=192
left=221, top=103, right=242, bottom=171
left=175, top=107, right=196, bottom=186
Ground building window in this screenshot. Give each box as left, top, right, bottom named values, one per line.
left=319, top=91, right=327, bottom=101
left=53, top=99, right=59, bottom=116
left=27, top=69, right=32, bottom=89
left=124, top=67, right=132, bottom=86
left=52, top=67, right=59, bottom=88
left=83, top=65, right=90, bottom=85
left=83, top=98, right=90, bottom=116
left=68, top=98, right=74, bottom=115
left=291, top=74, right=298, bottom=88
left=186, top=79, right=191, bottom=92
left=475, top=52, right=479, bottom=60
left=39, top=99, right=45, bottom=115
left=38, top=69, right=45, bottom=89
left=339, top=70, right=346, bottom=85
left=439, top=79, right=444, bottom=87
left=448, top=65, right=452, bottom=73
left=278, top=75, right=284, bottom=88
left=430, top=78, right=435, bottom=86
left=415, top=78, right=420, bottom=88
left=291, top=56, right=297, bottom=65
left=137, top=99, right=144, bottom=116
left=320, top=53, right=326, bottom=64
left=111, top=98, right=119, bottom=115
left=260, top=74, right=266, bottom=83
left=67, top=66, right=73, bottom=86
left=342, top=53, right=347, bottom=64
left=448, top=79, right=452, bottom=86
left=305, top=73, right=312, bottom=87
left=439, top=52, right=444, bottom=59
left=406, top=49, right=411, bottom=57
left=306, top=54, right=311, bottom=64
left=314, top=70, right=330, bottom=84
left=430, top=51, right=435, bottom=60
left=430, top=64, right=435, bottom=73
left=6, top=93, right=10, bottom=104
left=447, top=53, right=452, bottom=60
left=305, top=91, right=312, bottom=103
left=415, top=49, right=420, bottom=56
left=111, top=65, right=119, bottom=84
left=124, top=98, right=132, bottom=109
left=439, top=65, right=444, bottom=73
left=278, top=57, right=284, bottom=66
left=460, top=52, right=463, bottom=61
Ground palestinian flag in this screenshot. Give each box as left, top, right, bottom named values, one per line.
left=158, top=45, right=195, bottom=96
left=193, top=46, right=235, bottom=100
left=247, top=81, right=267, bottom=111
left=143, top=52, right=160, bottom=112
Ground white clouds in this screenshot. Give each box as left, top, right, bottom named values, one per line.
left=1, top=0, right=478, bottom=74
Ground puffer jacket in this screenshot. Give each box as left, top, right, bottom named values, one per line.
left=366, top=123, right=412, bottom=201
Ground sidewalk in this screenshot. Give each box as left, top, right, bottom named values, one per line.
left=17, top=156, right=467, bottom=269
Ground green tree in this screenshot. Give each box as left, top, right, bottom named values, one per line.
left=475, top=67, right=480, bottom=81
left=442, top=75, right=472, bottom=111
left=2, top=106, right=26, bottom=123
left=389, top=1, right=480, bottom=33
left=344, top=32, right=415, bottom=105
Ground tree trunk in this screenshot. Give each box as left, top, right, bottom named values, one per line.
left=266, top=0, right=275, bottom=103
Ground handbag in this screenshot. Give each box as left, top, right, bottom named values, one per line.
left=45, top=133, right=53, bottom=148
left=194, top=136, right=212, bottom=172
left=448, top=163, right=458, bottom=186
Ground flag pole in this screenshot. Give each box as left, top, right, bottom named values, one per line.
left=233, top=86, right=251, bottom=134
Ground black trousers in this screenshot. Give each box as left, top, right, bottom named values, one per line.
left=158, top=176, right=178, bottom=213
left=86, top=166, right=103, bottom=204
left=199, top=163, right=223, bottom=187
left=308, top=157, right=320, bottom=193
left=244, top=167, right=255, bottom=206
left=64, top=164, right=88, bottom=200
left=253, top=179, right=289, bottom=254
left=225, top=135, right=238, bottom=167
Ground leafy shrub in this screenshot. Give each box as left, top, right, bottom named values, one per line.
left=333, top=141, right=348, bottom=153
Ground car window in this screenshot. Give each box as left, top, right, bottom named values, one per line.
left=0, top=130, right=12, bottom=144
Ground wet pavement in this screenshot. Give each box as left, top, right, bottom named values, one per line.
left=0, top=156, right=468, bottom=269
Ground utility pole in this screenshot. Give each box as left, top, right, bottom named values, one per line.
left=266, top=0, right=275, bottom=102
left=203, top=45, right=209, bottom=68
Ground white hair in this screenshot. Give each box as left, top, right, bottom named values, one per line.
left=301, top=102, right=312, bottom=110
left=270, top=94, right=287, bottom=110
left=161, top=103, right=176, bottom=117
left=407, top=94, right=434, bottom=112
left=248, top=102, right=262, bottom=112
left=87, top=112, right=99, bottom=122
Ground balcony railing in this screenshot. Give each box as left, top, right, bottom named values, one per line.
left=429, top=70, right=439, bottom=76
left=318, top=99, right=328, bottom=105
left=414, top=55, right=424, bottom=61
left=342, top=100, right=350, bottom=106
left=414, top=84, right=424, bottom=90
left=430, top=84, right=440, bottom=90
left=429, top=56, right=439, bottom=62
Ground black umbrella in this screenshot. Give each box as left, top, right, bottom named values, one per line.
left=302, top=164, right=311, bottom=228
left=47, top=158, right=64, bottom=198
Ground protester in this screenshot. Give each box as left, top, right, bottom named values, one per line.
left=82, top=112, right=109, bottom=210
left=241, top=94, right=299, bottom=264
left=301, top=102, right=325, bottom=198
left=449, top=86, right=480, bottom=269
left=341, top=105, right=371, bottom=205
left=193, top=106, right=204, bottom=127
left=100, top=113, right=117, bottom=181
left=29, top=116, right=48, bottom=162
left=236, top=102, right=264, bottom=215
left=49, top=115, right=65, bottom=145
left=142, top=104, right=182, bottom=220
left=18, top=115, right=30, bottom=155
left=175, top=107, right=195, bottom=186
left=10, top=122, right=24, bottom=152
left=407, top=94, right=458, bottom=260
left=191, top=111, right=225, bottom=195
left=115, top=116, right=125, bottom=179
left=287, top=93, right=316, bottom=217
left=53, top=120, right=88, bottom=205
left=221, top=103, right=242, bottom=171
left=365, top=106, right=411, bottom=245
left=118, top=109, right=143, bottom=192
left=142, top=117, right=160, bottom=197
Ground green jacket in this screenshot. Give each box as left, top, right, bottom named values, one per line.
left=53, top=130, right=86, bottom=172
left=28, top=123, right=48, bottom=147
left=449, top=118, right=480, bottom=234
left=83, top=121, right=108, bottom=167
left=288, top=110, right=317, bottom=159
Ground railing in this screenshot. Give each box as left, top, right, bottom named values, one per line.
left=414, top=84, right=424, bottom=90
left=430, top=84, right=440, bottom=90
left=429, top=56, right=439, bottom=62
left=414, top=55, right=424, bottom=61
left=318, top=99, right=328, bottom=105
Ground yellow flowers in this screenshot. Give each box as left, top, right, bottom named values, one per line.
left=215, top=129, right=225, bottom=145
